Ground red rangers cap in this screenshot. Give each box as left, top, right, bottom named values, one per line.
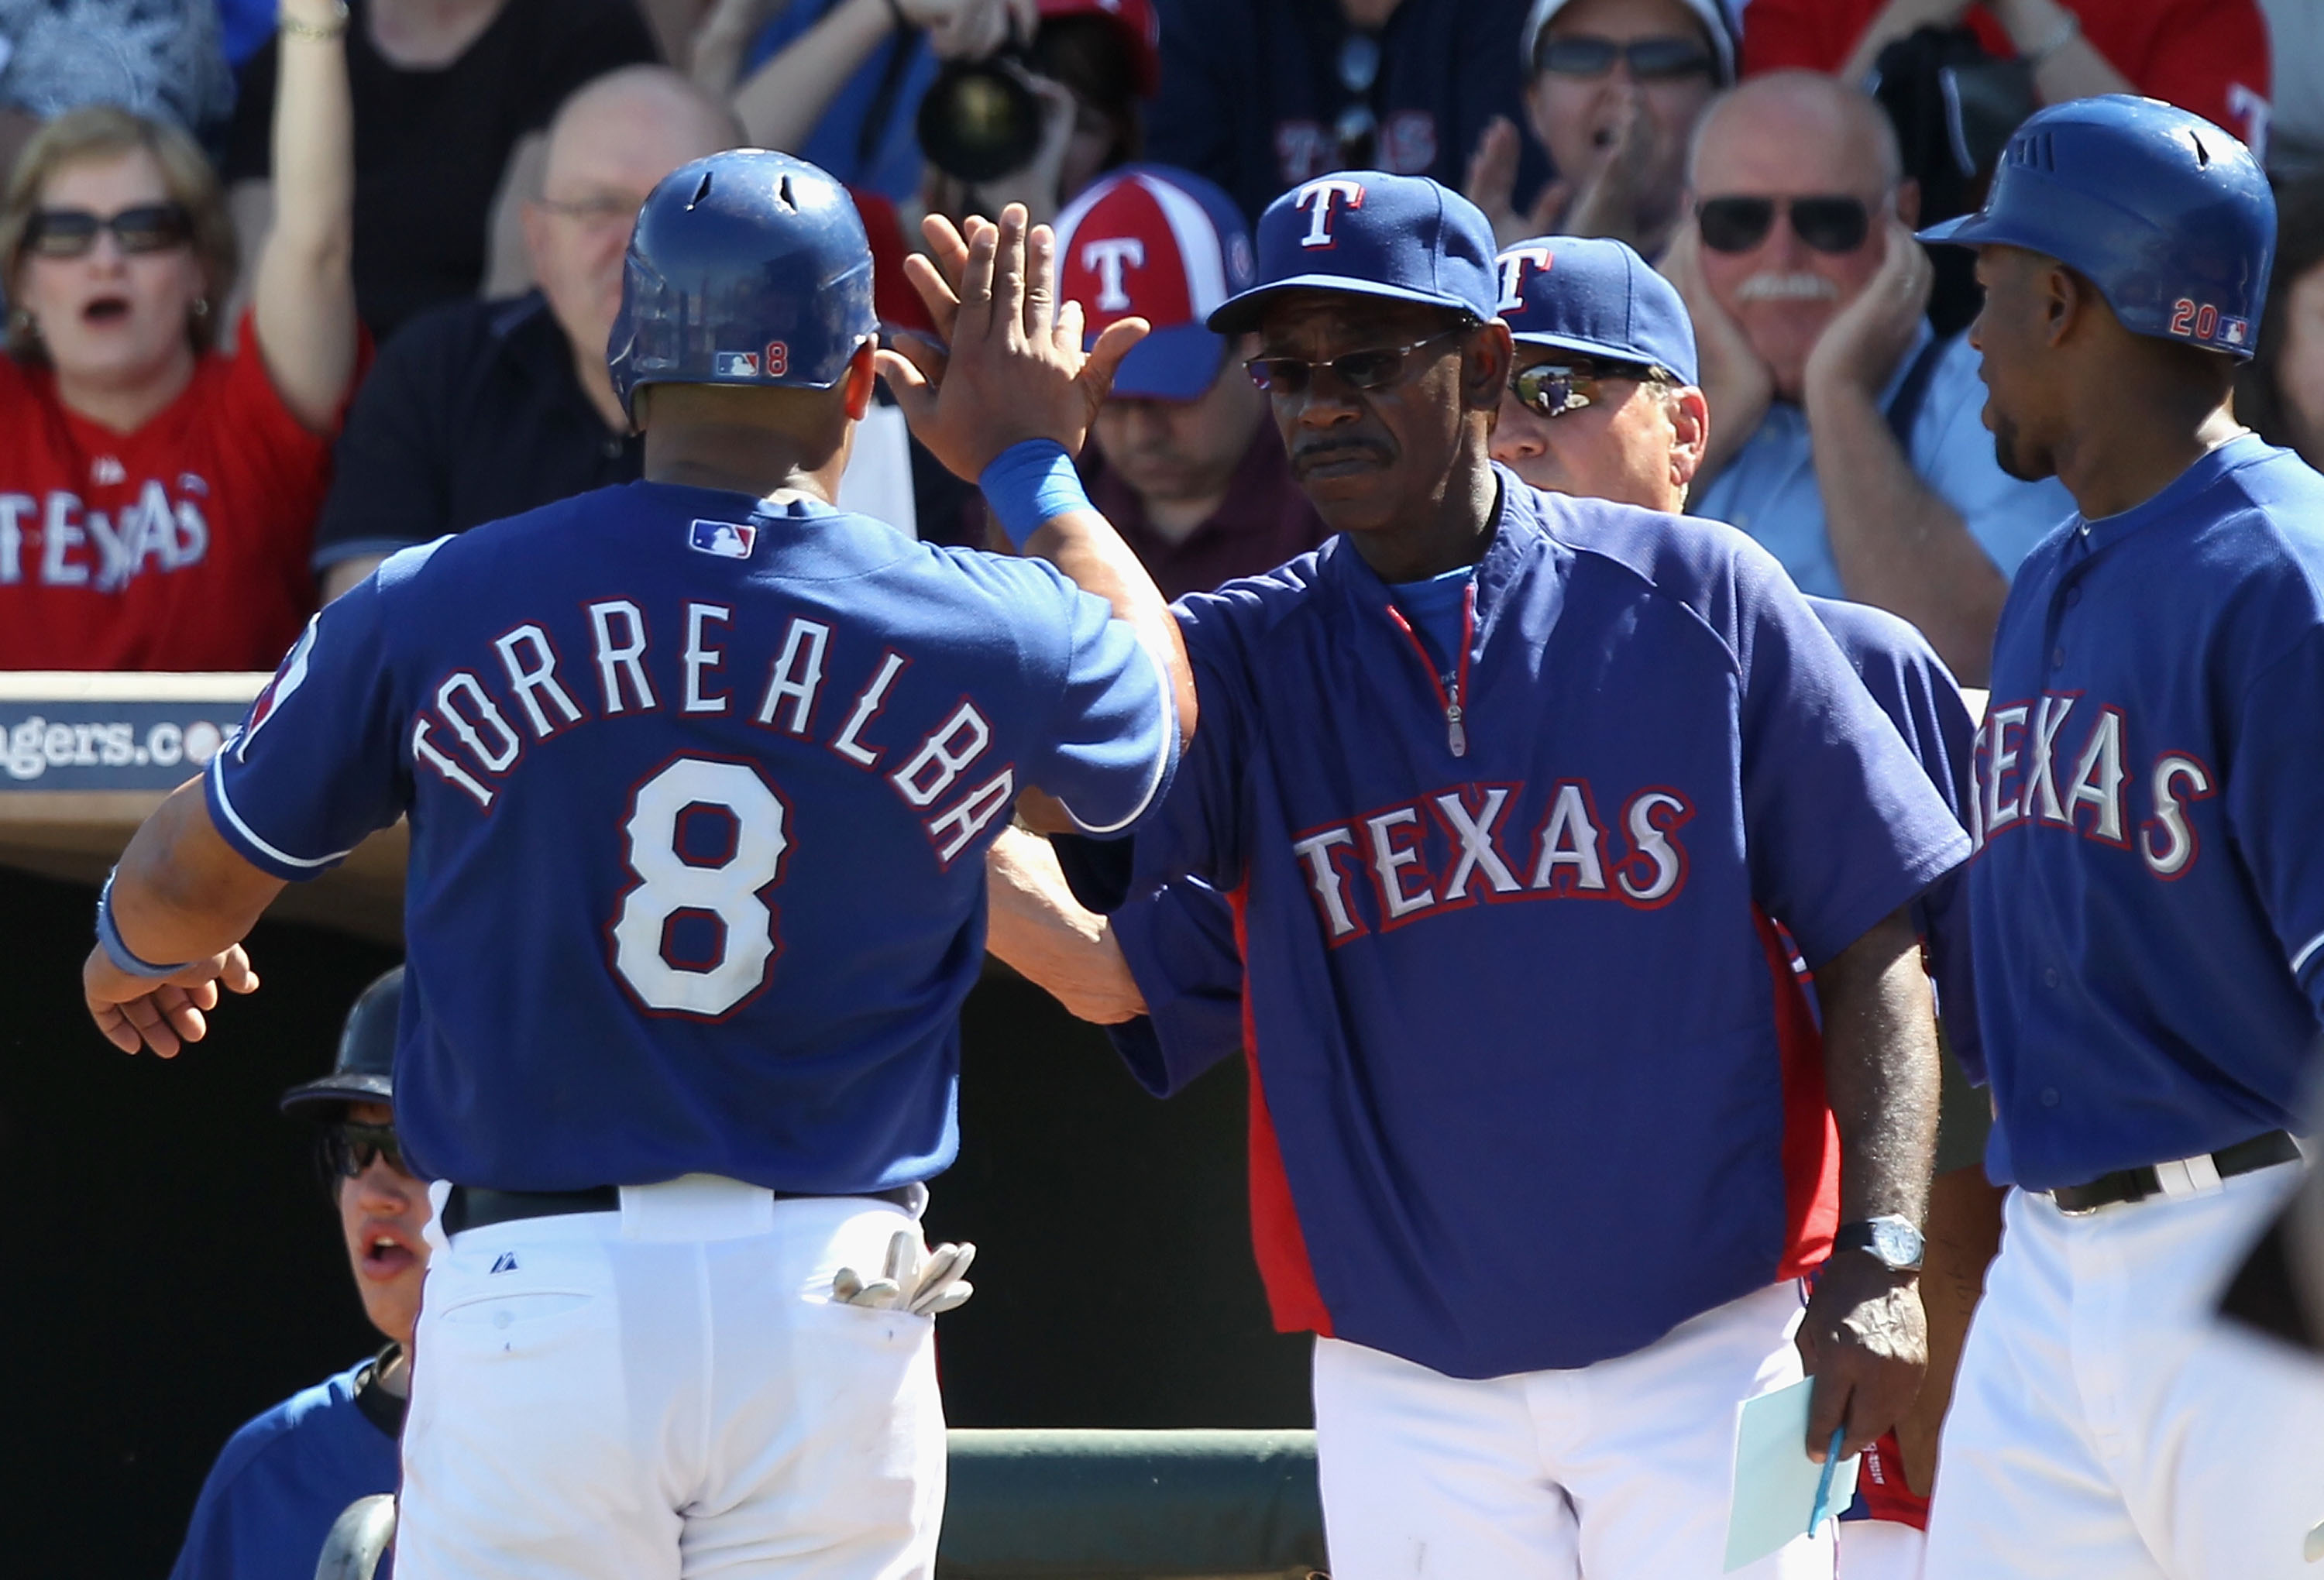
left=1055, top=163, right=1257, bottom=401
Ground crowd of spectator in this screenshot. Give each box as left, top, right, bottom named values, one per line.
left=1, top=0, right=2318, bottom=1571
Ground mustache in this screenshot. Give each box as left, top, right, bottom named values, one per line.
left=1290, top=437, right=1391, bottom=470
left=1734, top=273, right=1840, bottom=303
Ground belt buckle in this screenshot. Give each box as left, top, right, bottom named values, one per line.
left=2053, top=1192, right=2102, bottom=1218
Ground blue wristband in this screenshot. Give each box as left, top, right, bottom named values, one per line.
left=97, top=869, right=191, bottom=980
left=979, top=439, right=1092, bottom=551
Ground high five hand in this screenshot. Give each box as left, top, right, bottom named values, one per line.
left=876, top=205, right=1150, bottom=482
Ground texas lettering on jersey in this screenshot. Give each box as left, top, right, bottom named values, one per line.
left=1970, top=692, right=2212, bottom=879
left=1291, top=777, right=1694, bottom=943
left=0, top=474, right=212, bottom=591
left=397, top=596, right=1016, bottom=870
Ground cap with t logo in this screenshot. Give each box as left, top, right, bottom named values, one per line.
left=1054, top=164, right=1256, bottom=401
left=1205, top=170, right=1501, bottom=336
left=1494, top=234, right=1699, bottom=384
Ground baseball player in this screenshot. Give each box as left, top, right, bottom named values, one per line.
left=172, top=968, right=423, bottom=1580
left=985, top=172, right=1971, bottom=1579
left=81, top=153, right=1191, bottom=1577
left=1913, top=98, right=2324, bottom=1580
left=996, top=231, right=1989, bottom=1578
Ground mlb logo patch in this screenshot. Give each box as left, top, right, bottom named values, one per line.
left=2222, top=318, right=2250, bottom=347
left=712, top=350, right=761, bottom=377
left=689, top=518, right=758, bottom=559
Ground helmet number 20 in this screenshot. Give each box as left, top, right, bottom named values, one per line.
left=609, top=756, right=790, bottom=1018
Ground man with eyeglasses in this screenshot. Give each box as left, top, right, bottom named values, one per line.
left=169, top=968, right=431, bottom=1580
left=313, top=66, right=741, bottom=603
left=1466, top=0, right=1733, bottom=259
left=1664, top=70, right=2074, bottom=689
left=986, top=170, right=1970, bottom=1578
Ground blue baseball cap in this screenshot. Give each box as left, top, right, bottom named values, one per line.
left=1055, top=164, right=1257, bottom=400
left=1206, top=172, right=1501, bottom=335
left=1493, top=235, right=1699, bottom=385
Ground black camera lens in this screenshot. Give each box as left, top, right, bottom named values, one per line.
left=917, top=58, right=1045, bottom=184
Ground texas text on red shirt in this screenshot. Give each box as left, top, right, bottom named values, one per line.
left=0, top=311, right=338, bottom=672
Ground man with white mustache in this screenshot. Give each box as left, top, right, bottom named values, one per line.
left=1661, top=70, right=2071, bottom=686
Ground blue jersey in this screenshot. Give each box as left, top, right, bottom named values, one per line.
left=1100, top=472, right=1968, bottom=1379
left=170, top=1357, right=400, bottom=1580
left=209, top=483, right=1173, bottom=1191
left=1093, top=591, right=1984, bottom=1283
left=1967, top=436, right=2324, bottom=1190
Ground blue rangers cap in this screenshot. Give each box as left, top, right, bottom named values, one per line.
left=1493, top=235, right=1699, bottom=385
left=1206, top=172, right=1501, bottom=335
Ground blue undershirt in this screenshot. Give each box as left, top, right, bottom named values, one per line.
left=1389, top=566, right=1473, bottom=674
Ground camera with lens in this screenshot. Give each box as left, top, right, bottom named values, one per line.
left=917, top=50, right=1049, bottom=184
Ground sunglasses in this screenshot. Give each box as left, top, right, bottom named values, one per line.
left=1533, top=35, right=1715, bottom=81
left=22, top=203, right=194, bottom=259
left=320, top=1119, right=426, bottom=1182
left=1246, top=327, right=1470, bottom=397
left=1510, top=359, right=1663, bottom=420
left=1696, top=194, right=1871, bottom=256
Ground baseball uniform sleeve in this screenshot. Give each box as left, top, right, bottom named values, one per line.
left=1913, top=332, right=2078, bottom=582
left=1734, top=553, right=1973, bottom=968
left=205, top=562, right=416, bottom=880
left=1017, top=567, right=1179, bottom=837
left=1106, top=874, right=1249, bottom=1097
left=2229, top=624, right=2324, bottom=1022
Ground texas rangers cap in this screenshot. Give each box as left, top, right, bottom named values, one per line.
left=1521, top=0, right=1737, bottom=84
left=1208, top=172, right=1502, bottom=336
left=1494, top=235, right=1699, bottom=384
left=1056, top=164, right=1256, bottom=400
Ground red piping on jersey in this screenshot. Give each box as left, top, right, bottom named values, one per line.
left=1759, top=908, right=1841, bottom=1279
left=1382, top=581, right=1475, bottom=758
left=1231, top=884, right=1334, bottom=1337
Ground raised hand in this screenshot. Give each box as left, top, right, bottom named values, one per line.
left=84, top=944, right=260, bottom=1057
left=1661, top=220, right=1774, bottom=479
left=877, top=205, right=1150, bottom=482
left=1806, top=214, right=1934, bottom=400
left=1464, top=115, right=1568, bottom=252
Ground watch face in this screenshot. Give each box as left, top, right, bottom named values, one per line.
left=1870, top=1218, right=1923, bottom=1269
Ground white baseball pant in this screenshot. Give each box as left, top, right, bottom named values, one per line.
left=1311, top=1280, right=1835, bottom=1579
left=1923, top=1159, right=2324, bottom=1579
left=396, top=1176, right=944, bottom=1579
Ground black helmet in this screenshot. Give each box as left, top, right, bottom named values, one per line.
left=280, top=966, right=401, bottom=1116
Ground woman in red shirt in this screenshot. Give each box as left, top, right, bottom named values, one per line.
left=0, top=0, right=359, bottom=672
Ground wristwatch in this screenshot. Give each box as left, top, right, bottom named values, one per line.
left=1832, top=1215, right=1924, bottom=1273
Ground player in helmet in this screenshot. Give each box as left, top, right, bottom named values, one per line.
left=1915, top=97, right=2324, bottom=1580
left=170, top=968, right=427, bottom=1580
left=82, top=152, right=1191, bottom=1576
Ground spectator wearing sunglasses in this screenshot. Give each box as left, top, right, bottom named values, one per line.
left=1146, top=0, right=1545, bottom=227
left=1743, top=0, right=2272, bottom=162
left=170, top=968, right=430, bottom=1580
left=1044, top=164, right=1328, bottom=601
left=1662, top=70, right=2071, bottom=686
left=1466, top=0, right=1733, bottom=259
left=0, top=0, right=361, bottom=673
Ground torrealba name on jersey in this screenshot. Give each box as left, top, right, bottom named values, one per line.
left=407, top=598, right=1015, bottom=868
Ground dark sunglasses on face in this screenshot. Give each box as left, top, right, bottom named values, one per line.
left=1533, top=34, right=1715, bottom=82
left=22, top=202, right=194, bottom=259
left=1696, top=194, right=1872, bottom=256
left=321, top=1119, right=425, bottom=1182
left=1245, top=326, right=1470, bottom=397
left=1510, top=359, right=1663, bottom=420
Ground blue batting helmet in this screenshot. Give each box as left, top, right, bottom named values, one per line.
left=1919, top=95, right=2274, bottom=361
left=607, top=149, right=879, bottom=419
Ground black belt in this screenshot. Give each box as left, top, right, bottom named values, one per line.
left=442, top=1182, right=918, bottom=1238
left=2049, top=1130, right=2299, bottom=1214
